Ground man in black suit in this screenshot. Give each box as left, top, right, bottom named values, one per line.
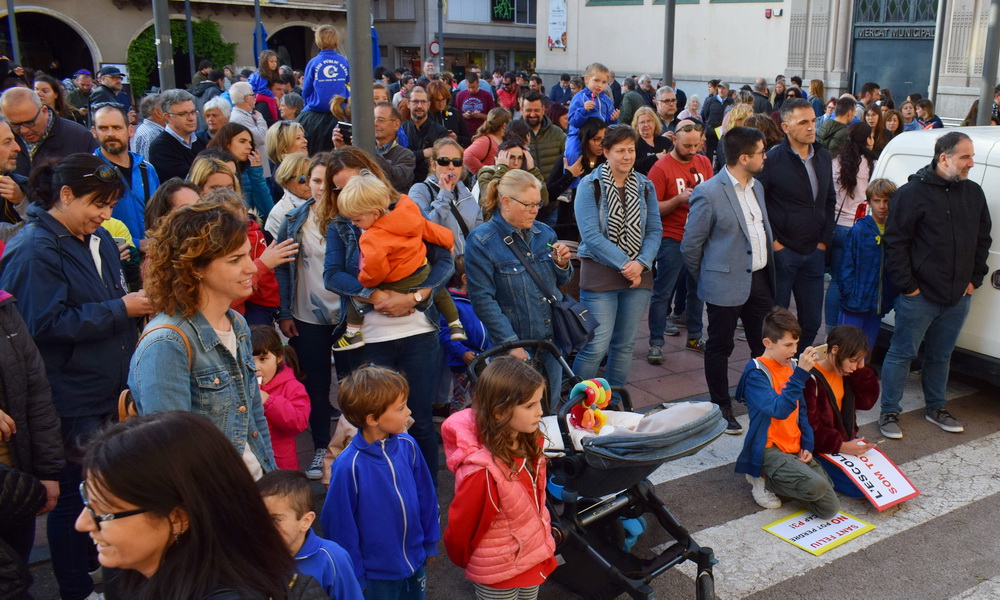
left=148, top=89, right=206, bottom=181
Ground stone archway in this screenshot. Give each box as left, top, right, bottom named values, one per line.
left=268, top=23, right=318, bottom=71
left=0, top=6, right=100, bottom=79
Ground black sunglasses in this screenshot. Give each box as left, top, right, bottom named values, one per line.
left=82, top=164, right=121, bottom=183
left=435, top=157, right=463, bottom=167
left=296, top=174, right=308, bottom=185
left=677, top=123, right=705, bottom=133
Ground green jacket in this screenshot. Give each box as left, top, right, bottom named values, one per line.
left=619, top=90, right=647, bottom=128
left=526, top=117, right=566, bottom=184
left=818, top=119, right=848, bottom=158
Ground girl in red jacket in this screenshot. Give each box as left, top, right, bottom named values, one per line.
left=803, top=324, right=881, bottom=498
left=252, top=325, right=311, bottom=471
left=441, top=357, right=557, bottom=600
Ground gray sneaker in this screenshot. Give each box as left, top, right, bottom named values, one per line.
left=664, top=319, right=680, bottom=336
left=926, top=409, right=964, bottom=433
left=879, top=413, right=903, bottom=439
left=646, top=345, right=665, bottom=365
left=670, top=312, right=687, bottom=329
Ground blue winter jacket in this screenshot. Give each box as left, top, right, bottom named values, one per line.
left=465, top=213, right=572, bottom=345
left=93, top=148, right=160, bottom=241
left=439, top=291, right=491, bottom=371
left=295, top=530, right=364, bottom=600
left=734, top=359, right=814, bottom=478
left=321, top=432, right=440, bottom=588
left=838, top=215, right=898, bottom=316
left=0, top=205, right=137, bottom=417
left=248, top=72, right=274, bottom=98
left=302, top=50, right=351, bottom=112
left=241, top=165, right=275, bottom=218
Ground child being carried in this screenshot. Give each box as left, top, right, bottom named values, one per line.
left=335, top=170, right=466, bottom=351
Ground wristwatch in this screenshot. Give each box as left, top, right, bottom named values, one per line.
left=413, top=291, right=424, bottom=303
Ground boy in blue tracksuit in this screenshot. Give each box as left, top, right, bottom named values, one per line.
left=322, top=366, right=440, bottom=599
left=564, top=62, right=619, bottom=167
left=438, top=257, right=491, bottom=413
left=735, top=307, right=839, bottom=519
left=258, top=470, right=363, bottom=600
left=837, top=178, right=900, bottom=352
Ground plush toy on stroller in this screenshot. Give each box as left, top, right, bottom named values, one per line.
left=468, top=340, right=724, bottom=600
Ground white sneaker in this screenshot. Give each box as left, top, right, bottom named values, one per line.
left=306, top=448, right=326, bottom=480
left=746, top=474, right=782, bottom=509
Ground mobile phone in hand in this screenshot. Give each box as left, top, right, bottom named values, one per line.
left=337, top=121, right=353, bottom=145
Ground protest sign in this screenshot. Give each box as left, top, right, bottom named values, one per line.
left=763, top=510, right=874, bottom=556
left=820, top=447, right=919, bottom=510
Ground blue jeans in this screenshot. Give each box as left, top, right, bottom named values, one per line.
left=880, top=293, right=971, bottom=415
left=838, top=310, right=883, bottom=358
left=824, top=225, right=852, bottom=334
left=50, top=414, right=114, bottom=600
left=364, top=565, right=427, bottom=600
left=648, top=238, right=703, bottom=347
left=573, top=287, right=652, bottom=390
left=773, top=246, right=825, bottom=353
left=363, top=332, right=442, bottom=481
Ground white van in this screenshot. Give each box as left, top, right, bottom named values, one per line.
left=871, top=127, right=1000, bottom=384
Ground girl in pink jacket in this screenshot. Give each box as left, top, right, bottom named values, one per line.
left=442, top=357, right=557, bottom=599
left=251, top=325, right=311, bottom=471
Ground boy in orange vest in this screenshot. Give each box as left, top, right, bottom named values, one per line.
left=734, top=307, right=840, bottom=518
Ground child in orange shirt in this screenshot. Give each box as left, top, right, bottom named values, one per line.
left=334, top=171, right=466, bottom=351
left=734, top=307, right=839, bottom=518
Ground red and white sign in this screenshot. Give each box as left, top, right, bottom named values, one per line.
left=428, top=41, right=440, bottom=56
left=820, top=447, right=919, bottom=511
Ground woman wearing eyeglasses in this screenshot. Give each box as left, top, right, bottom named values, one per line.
left=409, top=138, right=482, bottom=256
left=0, top=153, right=154, bottom=600
left=465, top=169, right=573, bottom=403
left=267, top=152, right=313, bottom=238
left=572, top=126, right=662, bottom=392
left=75, top=411, right=327, bottom=600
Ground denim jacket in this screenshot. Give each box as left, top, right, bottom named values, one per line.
left=275, top=199, right=324, bottom=322
left=575, top=164, right=662, bottom=270
left=323, top=198, right=455, bottom=327
left=465, top=213, right=572, bottom=344
left=128, top=310, right=276, bottom=472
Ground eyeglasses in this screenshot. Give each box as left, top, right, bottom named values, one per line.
left=434, top=157, right=463, bottom=167
left=9, top=105, right=43, bottom=131
left=82, top=164, right=121, bottom=183
left=169, top=110, right=199, bottom=118
left=79, top=482, right=150, bottom=532
left=742, top=150, right=767, bottom=158
left=658, top=98, right=677, bottom=104
left=677, top=123, right=705, bottom=133
left=296, top=174, right=308, bottom=184
left=409, top=99, right=428, bottom=105
left=506, top=195, right=542, bottom=210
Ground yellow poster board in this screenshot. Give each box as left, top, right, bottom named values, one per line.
left=762, top=510, right=874, bottom=556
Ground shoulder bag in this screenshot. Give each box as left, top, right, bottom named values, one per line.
left=502, top=233, right=598, bottom=356
left=118, top=324, right=193, bottom=422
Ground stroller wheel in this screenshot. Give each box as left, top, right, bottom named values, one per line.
left=696, top=570, right=715, bottom=600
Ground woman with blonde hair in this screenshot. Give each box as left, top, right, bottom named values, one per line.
left=632, top=105, right=669, bottom=174
left=188, top=155, right=242, bottom=196
left=713, top=104, right=754, bottom=172
left=265, top=119, right=309, bottom=166
left=809, top=79, right=826, bottom=117
left=300, top=24, right=350, bottom=154
left=267, top=152, right=313, bottom=237
left=463, top=107, right=511, bottom=174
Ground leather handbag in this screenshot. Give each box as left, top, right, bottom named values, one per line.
left=503, top=234, right=598, bottom=356
left=118, top=324, right=193, bottom=422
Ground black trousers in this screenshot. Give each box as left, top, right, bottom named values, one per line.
left=704, top=269, right=774, bottom=407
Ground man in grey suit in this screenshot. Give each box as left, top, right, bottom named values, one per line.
left=682, top=127, right=776, bottom=434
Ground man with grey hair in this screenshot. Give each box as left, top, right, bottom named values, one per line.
left=132, top=93, right=166, bottom=159
left=198, top=96, right=232, bottom=144
left=0, top=115, right=30, bottom=242
left=618, top=77, right=645, bottom=129
left=0, top=87, right=96, bottom=176
left=878, top=131, right=991, bottom=439
left=637, top=74, right=655, bottom=107
left=752, top=78, right=773, bottom=114
left=147, top=88, right=206, bottom=181
left=655, top=86, right=681, bottom=135
left=229, top=81, right=270, bottom=177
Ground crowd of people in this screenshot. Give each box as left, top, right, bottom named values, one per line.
left=0, top=30, right=994, bottom=600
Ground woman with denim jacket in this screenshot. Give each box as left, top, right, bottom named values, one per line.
left=272, top=153, right=344, bottom=480
left=322, top=147, right=456, bottom=482
left=573, top=126, right=662, bottom=391
left=465, top=169, right=573, bottom=402
left=130, top=199, right=276, bottom=479
left=0, top=154, right=154, bottom=600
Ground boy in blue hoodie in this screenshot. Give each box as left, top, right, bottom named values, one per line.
left=837, top=178, right=900, bottom=352
left=322, top=366, right=440, bottom=599
left=258, top=470, right=364, bottom=600
left=438, top=256, right=491, bottom=413
left=735, top=307, right=839, bottom=519
left=565, top=62, right=619, bottom=166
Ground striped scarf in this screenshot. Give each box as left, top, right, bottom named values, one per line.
left=601, top=164, right=643, bottom=260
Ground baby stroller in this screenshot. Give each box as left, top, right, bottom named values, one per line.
left=468, top=340, right=725, bottom=600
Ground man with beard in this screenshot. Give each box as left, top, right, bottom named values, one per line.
left=877, top=132, right=991, bottom=439
left=91, top=103, right=159, bottom=241
left=0, top=117, right=29, bottom=243
left=519, top=90, right=565, bottom=189
left=400, top=85, right=448, bottom=187
left=682, top=126, right=776, bottom=435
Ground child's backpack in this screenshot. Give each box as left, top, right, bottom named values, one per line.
left=735, top=358, right=797, bottom=405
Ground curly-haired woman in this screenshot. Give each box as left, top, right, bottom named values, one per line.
left=129, top=199, right=276, bottom=479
